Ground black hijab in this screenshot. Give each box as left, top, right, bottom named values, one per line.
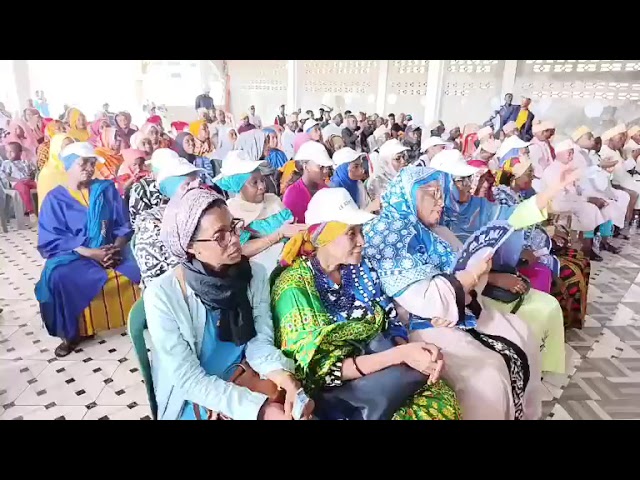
left=174, top=132, right=197, bottom=164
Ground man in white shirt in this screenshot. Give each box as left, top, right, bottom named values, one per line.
left=573, top=125, right=631, bottom=239
left=541, top=139, right=609, bottom=260
left=281, top=114, right=298, bottom=160
left=601, top=123, right=640, bottom=211
left=528, top=120, right=555, bottom=191
left=321, top=112, right=343, bottom=141
left=248, top=105, right=262, bottom=129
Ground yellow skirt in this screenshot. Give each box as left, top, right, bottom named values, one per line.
left=78, top=269, right=140, bottom=337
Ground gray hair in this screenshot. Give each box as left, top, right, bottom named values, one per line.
left=160, top=188, right=226, bottom=262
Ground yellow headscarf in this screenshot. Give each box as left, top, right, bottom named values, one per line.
left=189, top=120, right=206, bottom=138
left=280, top=221, right=349, bottom=267
left=37, top=134, right=73, bottom=208
left=67, top=108, right=90, bottom=142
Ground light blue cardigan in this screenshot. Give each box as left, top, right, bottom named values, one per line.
left=143, top=260, right=295, bottom=420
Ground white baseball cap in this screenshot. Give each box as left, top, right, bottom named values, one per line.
left=430, top=150, right=480, bottom=177
left=214, top=150, right=263, bottom=181
left=147, top=148, right=180, bottom=169
left=496, top=135, right=531, bottom=159
left=60, top=142, right=105, bottom=164
left=295, top=140, right=334, bottom=167
left=156, top=157, right=204, bottom=184
left=379, top=139, right=409, bottom=159
left=305, top=187, right=376, bottom=225
left=420, top=136, right=448, bottom=153
left=303, top=119, right=320, bottom=133
left=332, top=147, right=365, bottom=167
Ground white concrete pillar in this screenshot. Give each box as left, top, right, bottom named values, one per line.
left=500, top=60, right=518, bottom=99
left=423, top=60, right=445, bottom=125
left=9, top=60, right=31, bottom=114
left=287, top=60, right=304, bottom=112
left=375, top=60, right=389, bottom=115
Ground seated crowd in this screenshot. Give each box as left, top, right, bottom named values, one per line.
left=5, top=99, right=640, bottom=420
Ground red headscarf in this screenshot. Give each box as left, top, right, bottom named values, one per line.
left=171, top=121, right=189, bottom=133
left=146, top=115, right=163, bottom=128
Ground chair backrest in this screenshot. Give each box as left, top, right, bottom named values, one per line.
left=127, top=298, right=158, bottom=419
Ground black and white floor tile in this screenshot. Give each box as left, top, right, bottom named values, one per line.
left=2, top=222, right=639, bottom=420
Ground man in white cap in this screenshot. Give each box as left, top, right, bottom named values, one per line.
left=573, top=125, right=633, bottom=240
left=600, top=124, right=640, bottom=215
left=417, top=136, right=448, bottom=167
left=322, top=112, right=343, bottom=141
left=470, top=138, right=499, bottom=169
left=541, top=138, right=609, bottom=260
left=194, top=86, right=214, bottom=113
left=528, top=120, right=555, bottom=184
left=627, top=125, right=640, bottom=146
left=427, top=120, right=446, bottom=138
left=282, top=140, right=334, bottom=223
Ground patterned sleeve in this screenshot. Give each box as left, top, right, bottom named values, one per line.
left=133, top=209, right=178, bottom=288
left=367, top=262, right=408, bottom=342
left=271, top=264, right=366, bottom=392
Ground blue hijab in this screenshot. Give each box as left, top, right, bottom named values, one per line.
left=440, top=172, right=513, bottom=243
left=330, top=163, right=361, bottom=206
left=363, top=167, right=456, bottom=298
left=35, top=179, right=113, bottom=303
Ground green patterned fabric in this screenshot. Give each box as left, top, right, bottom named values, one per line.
left=271, top=258, right=461, bottom=420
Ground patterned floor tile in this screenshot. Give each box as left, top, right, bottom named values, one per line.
left=3, top=223, right=640, bottom=420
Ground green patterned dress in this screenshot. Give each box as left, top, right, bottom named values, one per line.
left=271, top=258, right=461, bottom=420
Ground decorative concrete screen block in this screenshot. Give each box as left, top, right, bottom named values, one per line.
left=384, top=60, right=430, bottom=117
left=227, top=60, right=288, bottom=121
left=299, top=61, right=379, bottom=114
left=514, top=60, right=640, bottom=137
left=440, top=60, right=505, bottom=128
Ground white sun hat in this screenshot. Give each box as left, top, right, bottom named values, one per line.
left=214, top=150, right=263, bottom=181
left=430, top=149, right=480, bottom=177
left=496, top=135, right=531, bottom=159
left=305, top=187, right=376, bottom=225
left=303, top=119, right=320, bottom=133
left=59, top=142, right=105, bottom=164
left=420, top=136, right=448, bottom=153
left=295, top=140, right=334, bottom=167
left=156, top=156, right=204, bottom=184
left=332, top=147, right=366, bottom=167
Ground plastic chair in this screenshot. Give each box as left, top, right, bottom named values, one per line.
left=127, top=299, right=158, bottom=419
left=0, top=187, right=30, bottom=232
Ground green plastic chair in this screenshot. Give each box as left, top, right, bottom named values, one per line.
left=127, top=298, right=158, bottom=419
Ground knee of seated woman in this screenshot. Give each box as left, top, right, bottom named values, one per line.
left=527, top=289, right=563, bottom=316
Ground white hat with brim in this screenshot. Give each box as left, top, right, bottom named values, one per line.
left=305, top=187, right=376, bottom=225
left=420, top=136, right=448, bottom=153
left=332, top=147, right=366, bottom=167
left=59, top=142, right=105, bottom=165
left=430, top=150, right=480, bottom=177
left=496, top=136, right=531, bottom=159
left=214, top=150, right=263, bottom=181
left=295, top=140, right=334, bottom=167
left=379, top=139, right=410, bottom=159
left=601, top=123, right=627, bottom=142
left=156, top=157, right=204, bottom=184
left=303, top=119, right=320, bottom=133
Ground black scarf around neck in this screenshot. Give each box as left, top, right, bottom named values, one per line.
left=182, top=257, right=256, bottom=346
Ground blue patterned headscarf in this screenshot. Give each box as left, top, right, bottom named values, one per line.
left=440, top=172, right=513, bottom=244
left=363, top=167, right=456, bottom=298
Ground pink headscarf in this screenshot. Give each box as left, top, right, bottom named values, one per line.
left=89, top=118, right=109, bottom=146
left=4, top=119, right=38, bottom=163
left=293, top=132, right=311, bottom=154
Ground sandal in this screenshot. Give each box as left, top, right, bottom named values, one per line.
left=54, top=339, right=80, bottom=358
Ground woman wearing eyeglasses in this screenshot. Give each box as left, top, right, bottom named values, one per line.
left=432, top=150, right=580, bottom=375
left=144, top=187, right=312, bottom=420
left=366, top=139, right=410, bottom=201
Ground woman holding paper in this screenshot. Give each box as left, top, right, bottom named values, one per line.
left=363, top=166, right=542, bottom=420
left=432, top=150, right=580, bottom=374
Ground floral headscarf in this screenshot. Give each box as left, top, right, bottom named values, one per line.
left=363, top=167, right=456, bottom=298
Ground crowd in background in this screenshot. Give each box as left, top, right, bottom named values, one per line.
left=3, top=84, right=640, bottom=420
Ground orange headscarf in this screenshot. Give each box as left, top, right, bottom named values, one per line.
left=93, top=127, right=124, bottom=180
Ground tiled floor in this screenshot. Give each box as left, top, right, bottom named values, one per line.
left=1, top=221, right=639, bottom=420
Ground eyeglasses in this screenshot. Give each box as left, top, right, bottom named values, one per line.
left=453, top=176, right=472, bottom=186
left=422, top=187, right=443, bottom=202
left=193, top=218, right=245, bottom=247
left=393, top=152, right=409, bottom=164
